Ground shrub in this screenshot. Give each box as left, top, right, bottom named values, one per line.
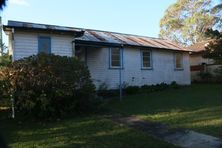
left=97, top=82, right=119, bottom=98
left=0, top=54, right=12, bottom=68
left=124, top=86, right=140, bottom=95
left=214, top=66, right=222, bottom=82
left=140, top=85, right=153, bottom=93
left=170, top=81, right=180, bottom=89
left=0, top=68, right=11, bottom=104
left=154, top=82, right=169, bottom=91
left=0, top=53, right=97, bottom=118
left=198, top=72, right=212, bottom=81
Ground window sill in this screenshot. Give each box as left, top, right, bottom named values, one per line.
left=174, top=68, right=184, bottom=71
left=109, top=67, right=124, bottom=70
left=141, top=67, right=153, bottom=70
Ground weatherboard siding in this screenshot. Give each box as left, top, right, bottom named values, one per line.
left=86, top=47, right=191, bottom=89
left=12, top=31, right=191, bottom=89
left=13, top=31, right=73, bottom=60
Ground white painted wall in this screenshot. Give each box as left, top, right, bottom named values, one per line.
left=13, top=31, right=74, bottom=60
left=12, top=31, right=191, bottom=89
left=190, top=54, right=214, bottom=66
left=86, top=47, right=191, bottom=89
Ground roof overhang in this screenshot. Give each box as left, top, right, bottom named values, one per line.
left=4, top=25, right=85, bottom=37
left=75, top=40, right=190, bottom=52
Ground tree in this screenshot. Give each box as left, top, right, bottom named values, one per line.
left=203, top=28, right=222, bottom=64
left=202, top=28, right=222, bottom=80
left=159, top=0, right=222, bottom=46
left=0, top=0, right=7, bottom=10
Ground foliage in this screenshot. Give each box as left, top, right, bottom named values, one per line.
left=97, top=82, right=119, bottom=98
left=214, top=66, right=222, bottom=81
left=98, top=82, right=180, bottom=98
left=159, top=0, right=222, bottom=46
left=0, top=54, right=11, bottom=67
left=141, top=82, right=180, bottom=93
left=0, top=53, right=97, bottom=118
left=0, top=0, right=7, bottom=10
left=170, top=81, right=180, bottom=89
left=125, top=86, right=140, bottom=95
left=203, top=29, right=222, bottom=64
left=198, top=71, right=213, bottom=81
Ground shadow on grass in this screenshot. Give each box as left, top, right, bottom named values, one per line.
left=0, top=110, right=174, bottom=148
left=108, top=84, right=222, bottom=138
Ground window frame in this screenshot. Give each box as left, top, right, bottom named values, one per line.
left=109, top=48, right=123, bottom=69
left=38, top=36, right=51, bottom=54
left=174, top=52, right=184, bottom=70
left=141, top=49, right=153, bottom=70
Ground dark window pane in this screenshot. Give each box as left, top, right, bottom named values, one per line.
left=143, top=52, right=150, bottom=57
left=38, top=37, right=51, bottom=54
left=111, top=48, right=121, bottom=67
left=175, top=53, right=183, bottom=69
left=142, top=51, right=151, bottom=68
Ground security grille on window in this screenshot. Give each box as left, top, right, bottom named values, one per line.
left=175, top=53, right=183, bottom=69
left=110, top=48, right=122, bottom=68
left=141, top=50, right=152, bottom=69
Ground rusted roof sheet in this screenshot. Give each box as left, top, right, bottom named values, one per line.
left=76, top=30, right=190, bottom=52
left=5, top=20, right=190, bottom=52
left=189, top=40, right=213, bottom=53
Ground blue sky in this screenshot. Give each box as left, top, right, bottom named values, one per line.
left=1, top=0, right=177, bottom=40
left=1, top=0, right=221, bottom=43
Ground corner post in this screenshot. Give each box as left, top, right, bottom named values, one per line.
left=72, top=40, right=75, bottom=57
left=119, top=45, right=124, bottom=101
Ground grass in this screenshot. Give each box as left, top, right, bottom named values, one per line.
left=108, top=84, right=222, bottom=138
left=0, top=110, right=174, bottom=147
left=2, top=84, right=221, bottom=147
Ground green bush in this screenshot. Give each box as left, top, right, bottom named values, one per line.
left=0, top=54, right=12, bottom=68
left=124, top=86, right=140, bottom=95
left=0, top=68, right=11, bottom=104
left=0, top=53, right=98, bottom=118
left=170, top=81, right=180, bottom=89
left=198, top=72, right=212, bottom=81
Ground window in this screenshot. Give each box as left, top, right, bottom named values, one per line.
left=141, top=50, right=152, bottom=69
left=175, top=53, right=183, bottom=69
left=110, top=48, right=122, bottom=68
left=38, top=36, right=51, bottom=54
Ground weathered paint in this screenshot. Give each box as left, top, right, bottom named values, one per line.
left=85, top=47, right=190, bottom=89
left=8, top=28, right=191, bottom=89
left=13, top=31, right=74, bottom=60
left=5, top=20, right=190, bottom=52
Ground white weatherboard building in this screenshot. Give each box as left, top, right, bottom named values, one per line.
left=4, top=21, right=191, bottom=89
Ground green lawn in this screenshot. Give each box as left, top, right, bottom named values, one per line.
left=1, top=84, right=221, bottom=147
left=109, top=84, right=222, bottom=138
left=0, top=110, right=174, bottom=147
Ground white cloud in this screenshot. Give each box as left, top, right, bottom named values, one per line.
left=9, top=0, right=30, bottom=6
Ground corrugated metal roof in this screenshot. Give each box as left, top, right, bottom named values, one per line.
left=5, top=20, right=84, bottom=33
left=189, top=40, right=214, bottom=53
left=76, top=30, right=190, bottom=51
left=5, top=20, right=190, bottom=52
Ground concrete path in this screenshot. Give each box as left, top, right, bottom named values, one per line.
left=112, top=115, right=222, bottom=148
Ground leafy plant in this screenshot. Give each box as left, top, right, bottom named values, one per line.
left=0, top=54, right=11, bottom=68
left=198, top=72, right=213, bottom=81
left=124, top=86, right=140, bottom=95
left=0, top=53, right=98, bottom=118
left=170, top=81, right=180, bottom=89
left=160, top=0, right=222, bottom=46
